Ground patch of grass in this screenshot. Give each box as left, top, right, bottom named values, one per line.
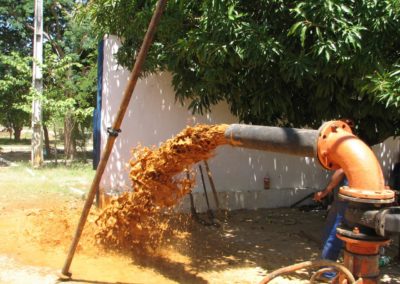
left=38, top=162, right=95, bottom=181
left=0, top=162, right=95, bottom=198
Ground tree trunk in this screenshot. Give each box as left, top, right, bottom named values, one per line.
left=64, top=113, right=76, bottom=161
left=53, top=123, right=58, bottom=166
left=43, top=124, right=51, bottom=158
left=13, top=126, right=21, bottom=141
left=80, top=124, right=87, bottom=162
left=72, top=126, right=79, bottom=160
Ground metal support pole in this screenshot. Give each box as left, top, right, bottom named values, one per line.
left=31, top=0, right=44, bottom=167
left=203, top=160, right=220, bottom=210
left=337, top=232, right=389, bottom=284
left=198, top=165, right=212, bottom=212
left=60, top=0, right=168, bottom=277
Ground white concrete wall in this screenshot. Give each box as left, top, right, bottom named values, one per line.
left=100, top=35, right=399, bottom=212
left=373, top=137, right=400, bottom=182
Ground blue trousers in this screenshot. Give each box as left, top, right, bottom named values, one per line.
left=321, top=200, right=348, bottom=261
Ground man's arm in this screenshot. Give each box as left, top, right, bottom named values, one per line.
left=314, top=169, right=345, bottom=202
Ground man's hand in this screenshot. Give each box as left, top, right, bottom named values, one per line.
left=314, top=190, right=328, bottom=202
left=314, top=169, right=343, bottom=202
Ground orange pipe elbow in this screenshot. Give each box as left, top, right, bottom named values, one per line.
left=317, top=121, right=394, bottom=203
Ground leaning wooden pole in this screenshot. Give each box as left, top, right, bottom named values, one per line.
left=61, top=0, right=168, bottom=277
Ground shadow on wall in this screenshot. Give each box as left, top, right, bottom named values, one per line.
left=100, top=36, right=131, bottom=194
left=372, top=137, right=400, bottom=184
left=198, top=147, right=331, bottom=192
left=100, top=36, right=239, bottom=194
left=182, top=147, right=332, bottom=212
left=99, top=35, right=400, bottom=209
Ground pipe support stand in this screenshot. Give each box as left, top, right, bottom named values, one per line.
left=337, top=231, right=390, bottom=284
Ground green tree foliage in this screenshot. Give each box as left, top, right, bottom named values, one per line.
left=42, top=46, right=96, bottom=141
left=0, top=0, right=34, bottom=140
left=363, top=65, right=400, bottom=109
left=0, top=52, right=31, bottom=140
left=0, top=0, right=97, bottom=157
left=0, top=0, right=33, bottom=55
left=86, top=0, right=400, bottom=144
left=38, top=4, right=97, bottom=159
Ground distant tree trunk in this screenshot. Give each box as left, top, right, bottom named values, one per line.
left=43, top=124, right=51, bottom=158
left=72, top=125, right=79, bottom=157
left=13, top=126, right=21, bottom=141
left=53, top=124, right=58, bottom=166
left=80, top=124, right=87, bottom=162
left=64, top=113, right=76, bottom=161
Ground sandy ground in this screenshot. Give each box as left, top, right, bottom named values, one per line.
left=0, top=187, right=311, bottom=284
left=0, top=144, right=399, bottom=283
left=0, top=185, right=400, bottom=284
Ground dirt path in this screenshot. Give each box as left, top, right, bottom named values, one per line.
left=0, top=256, right=58, bottom=284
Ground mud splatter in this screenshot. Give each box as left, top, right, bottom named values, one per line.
left=95, top=124, right=228, bottom=249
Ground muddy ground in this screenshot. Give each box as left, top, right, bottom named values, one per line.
left=0, top=184, right=400, bottom=284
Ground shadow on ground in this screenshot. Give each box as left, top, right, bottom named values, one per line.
left=122, top=208, right=400, bottom=283
left=0, top=150, right=93, bottom=164
left=126, top=208, right=325, bottom=283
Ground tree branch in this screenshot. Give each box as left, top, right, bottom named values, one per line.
left=25, top=24, right=51, bottom=41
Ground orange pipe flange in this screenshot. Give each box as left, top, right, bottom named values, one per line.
left=317, top=121, right=394, bottom=203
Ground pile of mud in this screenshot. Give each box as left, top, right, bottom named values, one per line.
left=95, top=124, right=228, bottom=249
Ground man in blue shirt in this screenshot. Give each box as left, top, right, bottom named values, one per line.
left=314, top=168, right=348, bottom=279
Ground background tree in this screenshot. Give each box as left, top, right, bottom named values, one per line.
left=86, top=0, right=400, bottom=145
left=42, top=49, right=96, bottom=161
left=0, top=0, right=34, bottom=141
left=0, top=1, right=33, bottom=55
left=0, top=0, right=97, bottom=159
left=39, top=3, right=97, bottom=160
left=33, top=0, right=97, bottom=160
left=0, top=52, right=31, bottom=141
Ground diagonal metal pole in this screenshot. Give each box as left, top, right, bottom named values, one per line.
left=61, top=0, right=169, bottom=277
left=203, top=160, right=220, bottom=210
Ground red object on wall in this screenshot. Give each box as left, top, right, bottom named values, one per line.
left=264, top=176, right=270, bottom=190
